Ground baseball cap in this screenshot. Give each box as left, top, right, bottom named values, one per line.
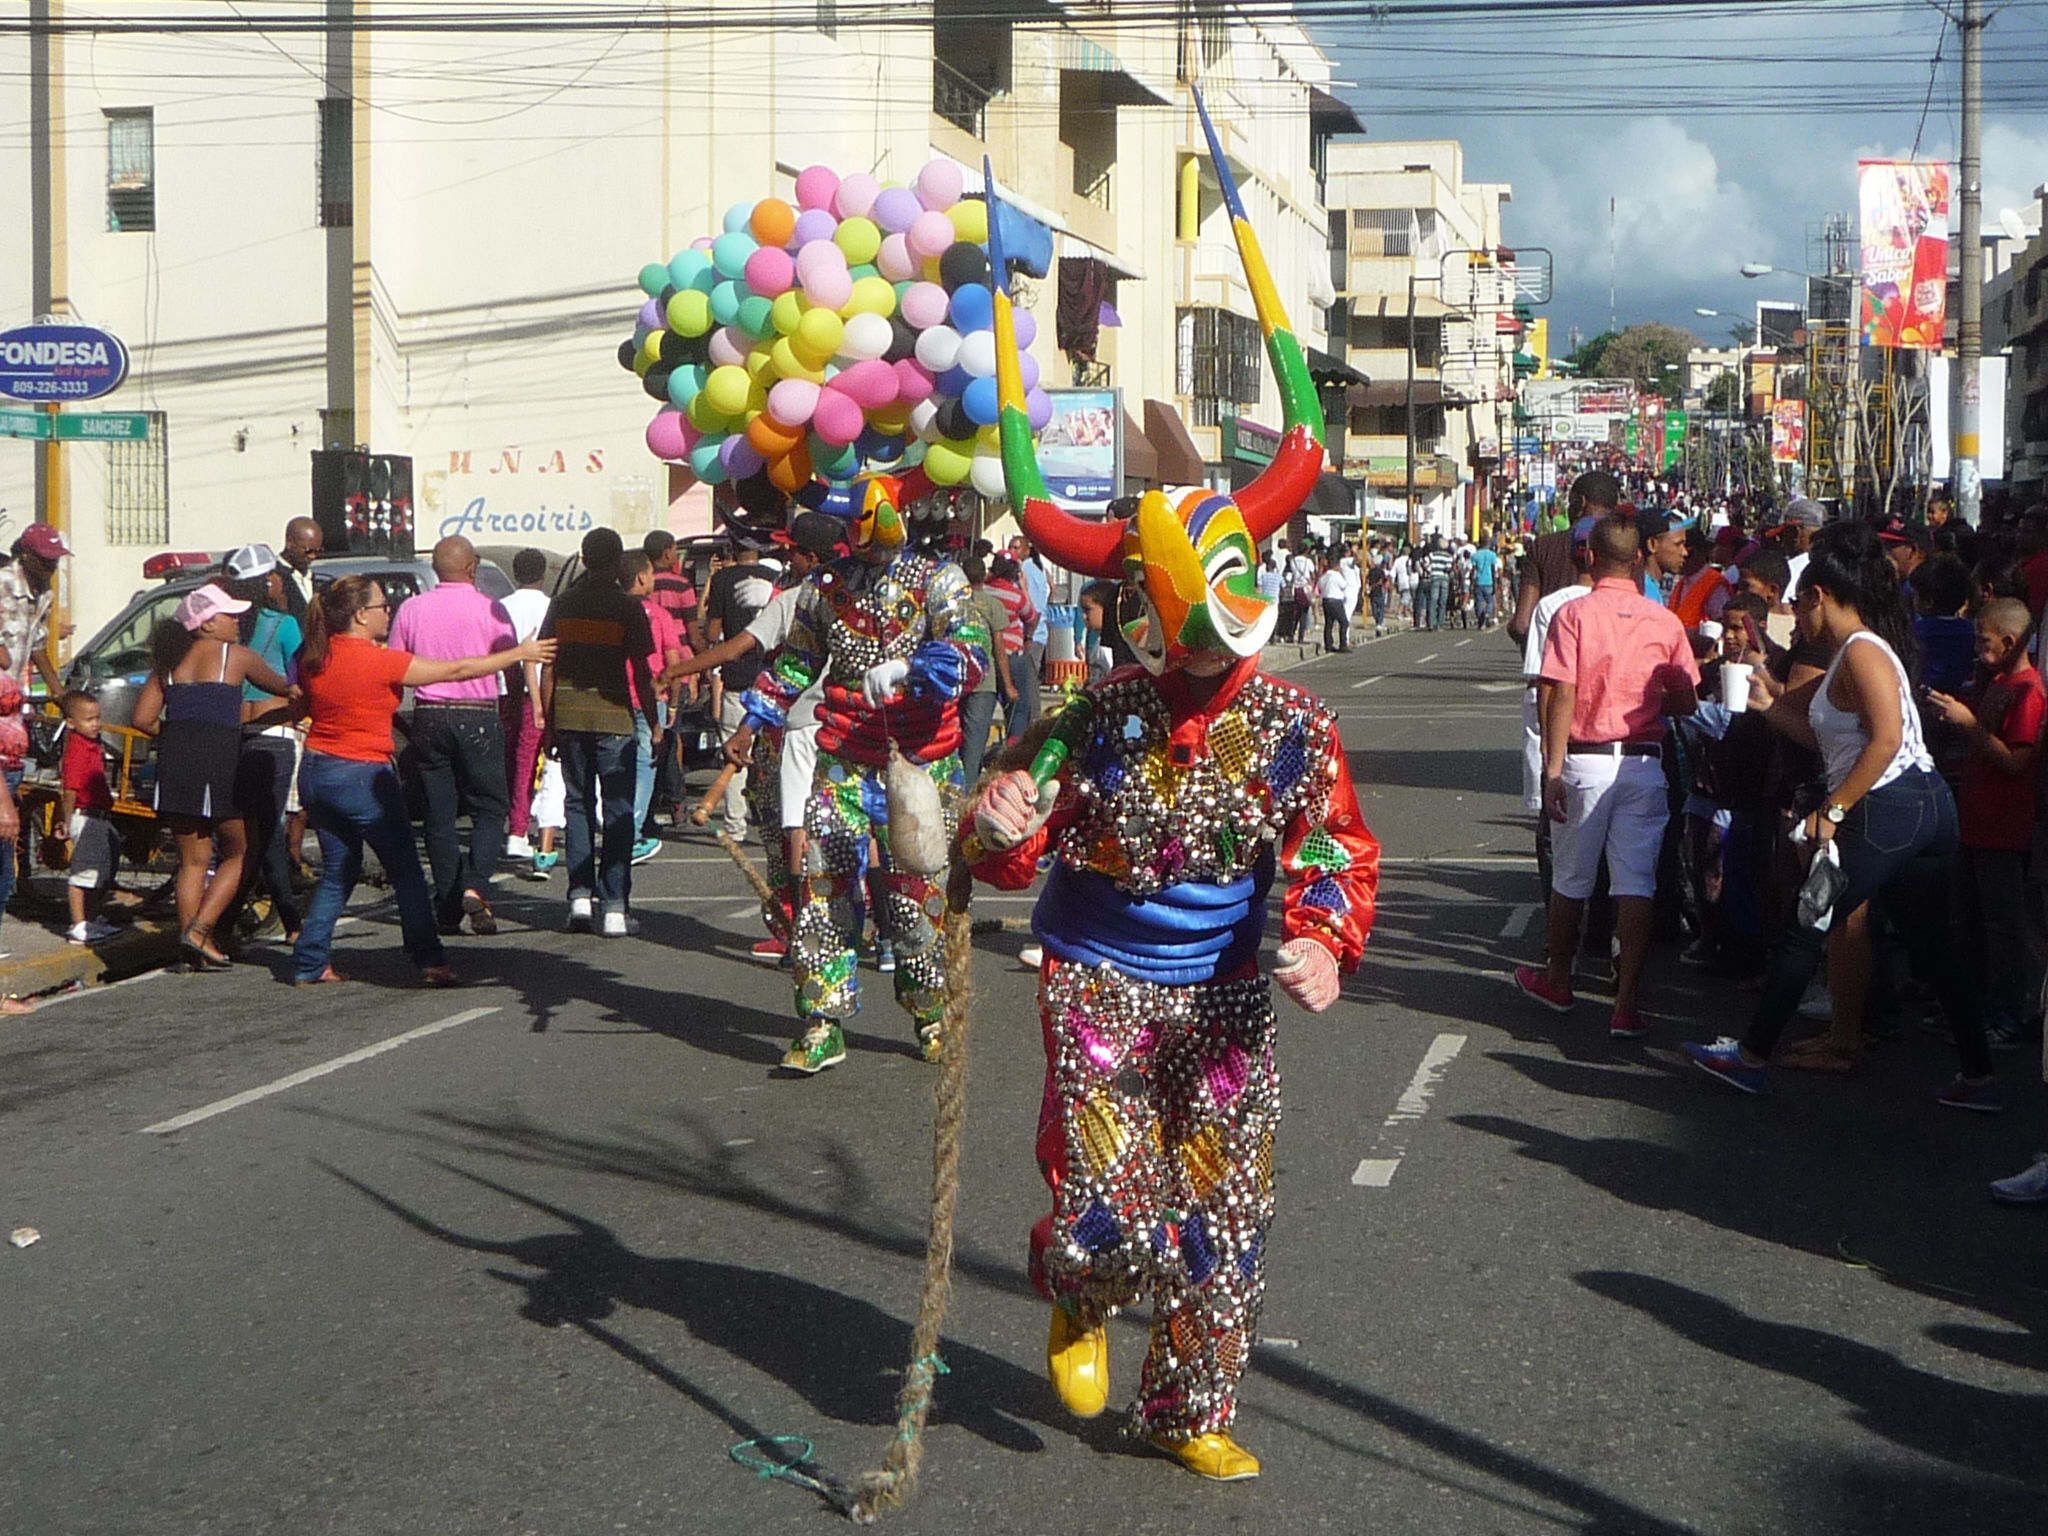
left=1569, top=514, right=1602, bottom=546
left=224, top=542, right=278, bottom=580
left=174, top=582, right=252, bottom=633
left=1874, top=513, right=1932, bottom=551
left=781, top=511, right=849, bottom=559
left=18, top=523, right=70, bottom=561
left=1782, top=497, right=1827, bottom=528
left=1634, top=506, right=1683, bottom=543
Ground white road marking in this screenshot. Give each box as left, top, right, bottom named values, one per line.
left=1414, top=653, right=1438, bottom=666
left=1350, top=1032, right=1468, bottom=1189
left=1455, top=638, right=1472, bottom=648
left=1474, top=681, right=1523, bottom=693
left=141, top=1007, right=502, bottom=1135
left=1380, top=854, right=1534, bottom=867
left=1349, top=674, right=1388, bottom=690
left=1499, top=903, right=1538, bottom=939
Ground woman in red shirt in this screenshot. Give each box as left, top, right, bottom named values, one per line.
left=292, top=576, right=552, bottom=987
left=987, top=555, right=1039, bottom=739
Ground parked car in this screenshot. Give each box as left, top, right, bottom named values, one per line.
left=63, top=551, right=514, bottom=727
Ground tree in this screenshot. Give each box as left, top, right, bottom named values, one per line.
left=1703, top=371, right=1743, bottom=414
left=1597, top=323, right=1698, bottom=403
left=1564, top=329, right=1620, bottom=377
left=1729, top=320, right=1757, bottom=347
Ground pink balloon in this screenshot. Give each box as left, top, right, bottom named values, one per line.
left=812, top=388, right=866, bottom=447
left=691, top=235, right=715, bottom=252
left=707, top=326, right=749, bottom=368
left=791, top=208, right=838, bottom=248
left=804, top=263, right=853, bottom=311
left=833, top=172, right=880, bottom=220
left=768, top=377, right=821, bottom=426
left=794, top=164, right=840, bottom=213
left=892, top=358, right=937, bottom=405
left=899, top=281, right=950, bottom=330
left=646, top=410, right=692, bottom=460
left=915, top=159, right=964, bottom=212
left=1013, top=310, right=1039, bottom=350
left=835, top=359, right=898, bottom=410
left=743, top=245, right=794, bottom=298
left=876, top=233, right=917, bottom=283
left=907, top=210, right=956, bottom=261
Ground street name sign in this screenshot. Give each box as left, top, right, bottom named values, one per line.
left=0, top=411, right=53, bottom=440
left=56, top=413, right=150, bottom=441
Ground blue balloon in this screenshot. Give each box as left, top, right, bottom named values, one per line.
left=668, top=248, right=713, bottom=291
left=666, top=363, right=706, bottom=407
left=711, top=231, right=757, bottom=280
left=723, top=201, right=756, bottom=234
left=710, top=280, right=744, bottom=327
left=948, top=284, right=993, bottom=333
left=689, top=436, right=729, bottom=484
left=936, top=365, right=971, bottom=399
left=962, top=375, right=1001, bottom=427
left=858, top=426, right=905, bottom=462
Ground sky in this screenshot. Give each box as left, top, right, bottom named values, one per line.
left=1311, top=0, right=2048, bottom=353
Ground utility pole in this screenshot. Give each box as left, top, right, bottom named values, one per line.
left=30, top=0, right=70, bottom=645
left=1404, top=272, right=1417, bottom=547
left=1954, top=0, right=1984, bottom=526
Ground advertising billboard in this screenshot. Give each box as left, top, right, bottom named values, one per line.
left=1859, top=159, right=1950, bottom=350
left=1037, top=388, right=1122, bottom=507
left=1771, top=400, right=1805, bottom=465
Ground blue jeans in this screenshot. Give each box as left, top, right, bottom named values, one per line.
left=1744, top=768, right=1988, bottom=1075
left=410, top=704, right=509, bottom=922
left=560, top=730, right=636, bottom=908
left=1474, top=584, right=1495, bottom=628
left=1369, top=588, right=1388, bottom=629
left=292, top=751, right=445, bottom=981
left=958, top=689, right=998, bottom=786
left=0, top=765, right=21, bottom=942
left=631, top=706, right=664, bottom=837
left=1425, top=576, right=1450, bottom=630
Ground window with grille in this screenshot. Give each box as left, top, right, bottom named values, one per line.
left=318, top=98, right=352, bottom=227
left=105, top=108, right=155, bottom=233
left=1176, top=306, right=1262, bottom=427
left=106, top=413, right=170, bottom=546
left=1350, top=208, right=1413, bottom=259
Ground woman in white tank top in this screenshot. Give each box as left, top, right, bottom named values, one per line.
left=1684, top=522, right=1997, bottom=1109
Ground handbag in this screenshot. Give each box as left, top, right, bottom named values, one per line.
left=1795, top=839, right=1848, bottom=932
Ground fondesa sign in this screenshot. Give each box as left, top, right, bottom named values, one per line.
left=0, top=323, right=130, bottom=403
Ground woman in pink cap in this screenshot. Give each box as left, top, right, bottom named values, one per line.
left=133, top=583, right=296, bottom=971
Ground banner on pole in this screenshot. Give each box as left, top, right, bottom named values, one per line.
left=1771, top=400, right=1805, bottom=464
left=1858, top=159, right=1950, bottom=350
left=1662, top=409, right=1687, bottom=472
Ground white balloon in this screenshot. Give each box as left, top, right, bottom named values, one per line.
left=909, top=397, right=942, bottom=441
left=956, top=330, right=998, bottom=379
left=914, top=324, right=961, bottom=374
left=840, top=311, right=894, bottom=362
left=970, top=454, right=1008, bottom=498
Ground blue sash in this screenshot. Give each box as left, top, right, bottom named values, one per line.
left=1032, top=856, right=1271, bottom=987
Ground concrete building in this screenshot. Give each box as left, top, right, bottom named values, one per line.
left=4, top=1, right=1351, bottom=640
left=1987, top=184, right=2048, bottom=493
left=1322, top=137, right=1514, bottom=542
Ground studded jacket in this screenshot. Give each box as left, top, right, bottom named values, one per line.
left=970, top=656, right=1378, bottom=973
left=742, top=551, right=990, bottom=769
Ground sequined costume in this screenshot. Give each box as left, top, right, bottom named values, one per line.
left=962, top=100, right=1378, bottom=1474
left=969, top=663, right=1377, bottom=1437
left=744, top=533, right=988, bottom=1059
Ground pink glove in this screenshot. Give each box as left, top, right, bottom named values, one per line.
left=972, top=769, right=1053, bottom=850
left=1273, top=939, right=1340, bottom=1012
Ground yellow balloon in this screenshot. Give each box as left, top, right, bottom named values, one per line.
left=703, top=364, right=751, bottom=417
left=770, top=336, right=825, bottom=384
left=924, top=438, right=974, bottom=486
left=832, top=216, right=882, bottom=266
left=745, top=384, right=770, bottom=415
left=842, top=275, right=898, bottom=319
left=920, top=257, right=943, bottom=284
left=795, top=307, right=845, bottom=362
left=667, top=288, right=713, bottom=337
left=744, top=345, right=777, bottom=383
left=686, top=392, right=728, bottom=433
left=870, top=403, right=911, bottom=435
left=976, top=423, right=1000, bottom=448
left=948, top=200, right=989, bottom=244
left=770, top=290, right=805, bottom=337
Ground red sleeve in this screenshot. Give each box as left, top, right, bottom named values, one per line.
left=1538, top=602, right=1581, bottom=686
left=1278, top=717, right=1379, bottom=972
left=962, top=787, right=1082, bottom=890
left=381, top=647, right=415, bottom=685
left=2002, top=677, right=2046, bottom=748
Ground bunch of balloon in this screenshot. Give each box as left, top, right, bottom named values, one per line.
left=623, top=160, right=1054, bottom=499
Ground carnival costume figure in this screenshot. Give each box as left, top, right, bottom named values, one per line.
left=744, top=475, right=990, bottom=1072
left=963, top=108, right=1379, bottom=1482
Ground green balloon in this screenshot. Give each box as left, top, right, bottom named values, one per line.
left=736, top=294, right=775, bottom=339
left=849, top=263, right=880, bottom=283
left=638, top=262, right=671, bottom=297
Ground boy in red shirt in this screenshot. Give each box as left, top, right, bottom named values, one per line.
left=1929, top=597, right=2045, bottom=1046
left=55, top=690, right=122, bottom=945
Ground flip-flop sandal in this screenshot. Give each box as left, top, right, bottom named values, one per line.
left=292, top=967, right=350, bottom=987
left=1777, top=1038, right=1857, bottom=1073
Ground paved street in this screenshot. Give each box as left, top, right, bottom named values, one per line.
left=4, top=626, right=2044, bottom=1536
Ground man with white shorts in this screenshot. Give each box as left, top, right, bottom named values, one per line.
left=1516, top=515, right=1699, bottom=1038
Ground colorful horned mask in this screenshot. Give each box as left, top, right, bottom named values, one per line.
left=986, top=92, right=1326, bottom=673
left=801, top=472, right=910, bottom=559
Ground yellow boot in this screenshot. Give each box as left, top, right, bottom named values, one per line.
left=1045, top=1304, right=1109, bottom=1418
left=1147, top=1431, right=1261, bottom=1482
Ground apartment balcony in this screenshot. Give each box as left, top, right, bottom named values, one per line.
left=1348, top=347, right=1442, bottom=383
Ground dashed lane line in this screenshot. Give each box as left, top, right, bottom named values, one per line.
left=1498, top=903, right=1539, bottom=939
left=1350, top=674, right=1388, bottom=690
left=1351, top=1032, right=1468, bottom=1188
left=141, top=1007, right=503, bottom=1135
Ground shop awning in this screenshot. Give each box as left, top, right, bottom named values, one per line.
left=1307, top=345, right=1369, bottom=389
left=1058, top=30, right=1174, bottom=107
left=1309, top=84, right=1366, bottom=138
left=1348, top=380, right=1471, bottom=410
left=1144, top=397, right=1209, bottom=485
left=1060, top=232, right=1144, bottom=283
left=1350, top=292, right=1462, bottom=320
left=1122, top=406, right=1158, bottom=482
left=1305, top=472, right=1358, bottom=518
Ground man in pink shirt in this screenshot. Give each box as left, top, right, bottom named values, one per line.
left=1516, top=515, right=1699, bottom=1037
left=388, top=536, right=518, bottom=935
left=621, top=551, right=685, bottom=862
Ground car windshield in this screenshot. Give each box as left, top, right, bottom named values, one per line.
left=74, top=587, right=183, bottom=682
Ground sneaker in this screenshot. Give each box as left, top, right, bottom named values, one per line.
left=1983, top=1014, right=2027, bottom=1053
left=66, top=919, right=116, bottom=946
left=528, top=849, right=561, bottom=881
left=875, top=939, right=896, bottom=973
left=781, top=1022, right=846, bottom=1075
left=1796, top=979, right=1833, bottom=1022
left=1934, top=1075, right=2006, bottom=1114
left=1682, top=1037, right=1765, bottom=1095
left=749, top=934, right=790, bottom=964
left=503, top=834, right=534, bottom=860
left=601, top=909, right=640, bottom=938
left=1990, top=1153, right=2048, bottom=1204
left=567, top=895, right=594, bottom=933
left=631, top=836, right=662, bottom=866
left=1513, top=965, right=1575, bottom=1014
left=1609, top=1005, right=1649, bottom=1040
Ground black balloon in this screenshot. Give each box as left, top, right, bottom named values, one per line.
left=617, top=338, right=639, bottom=371
left=658, top=330, right=691, bottom=362
left=939, top=241, right=991, bottom=293
left=884, top=316, right=919, bottom=363
left=657, top=284, right=678, bottom=309
left=642, top=365, right=674, bottom=401
left=935, top=398, right=972, bottom=442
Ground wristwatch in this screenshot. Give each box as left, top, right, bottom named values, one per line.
left=1822, top=802, right=1849, bottom=825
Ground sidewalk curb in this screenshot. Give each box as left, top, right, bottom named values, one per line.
left=0, top=921, right=183, bottom=999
